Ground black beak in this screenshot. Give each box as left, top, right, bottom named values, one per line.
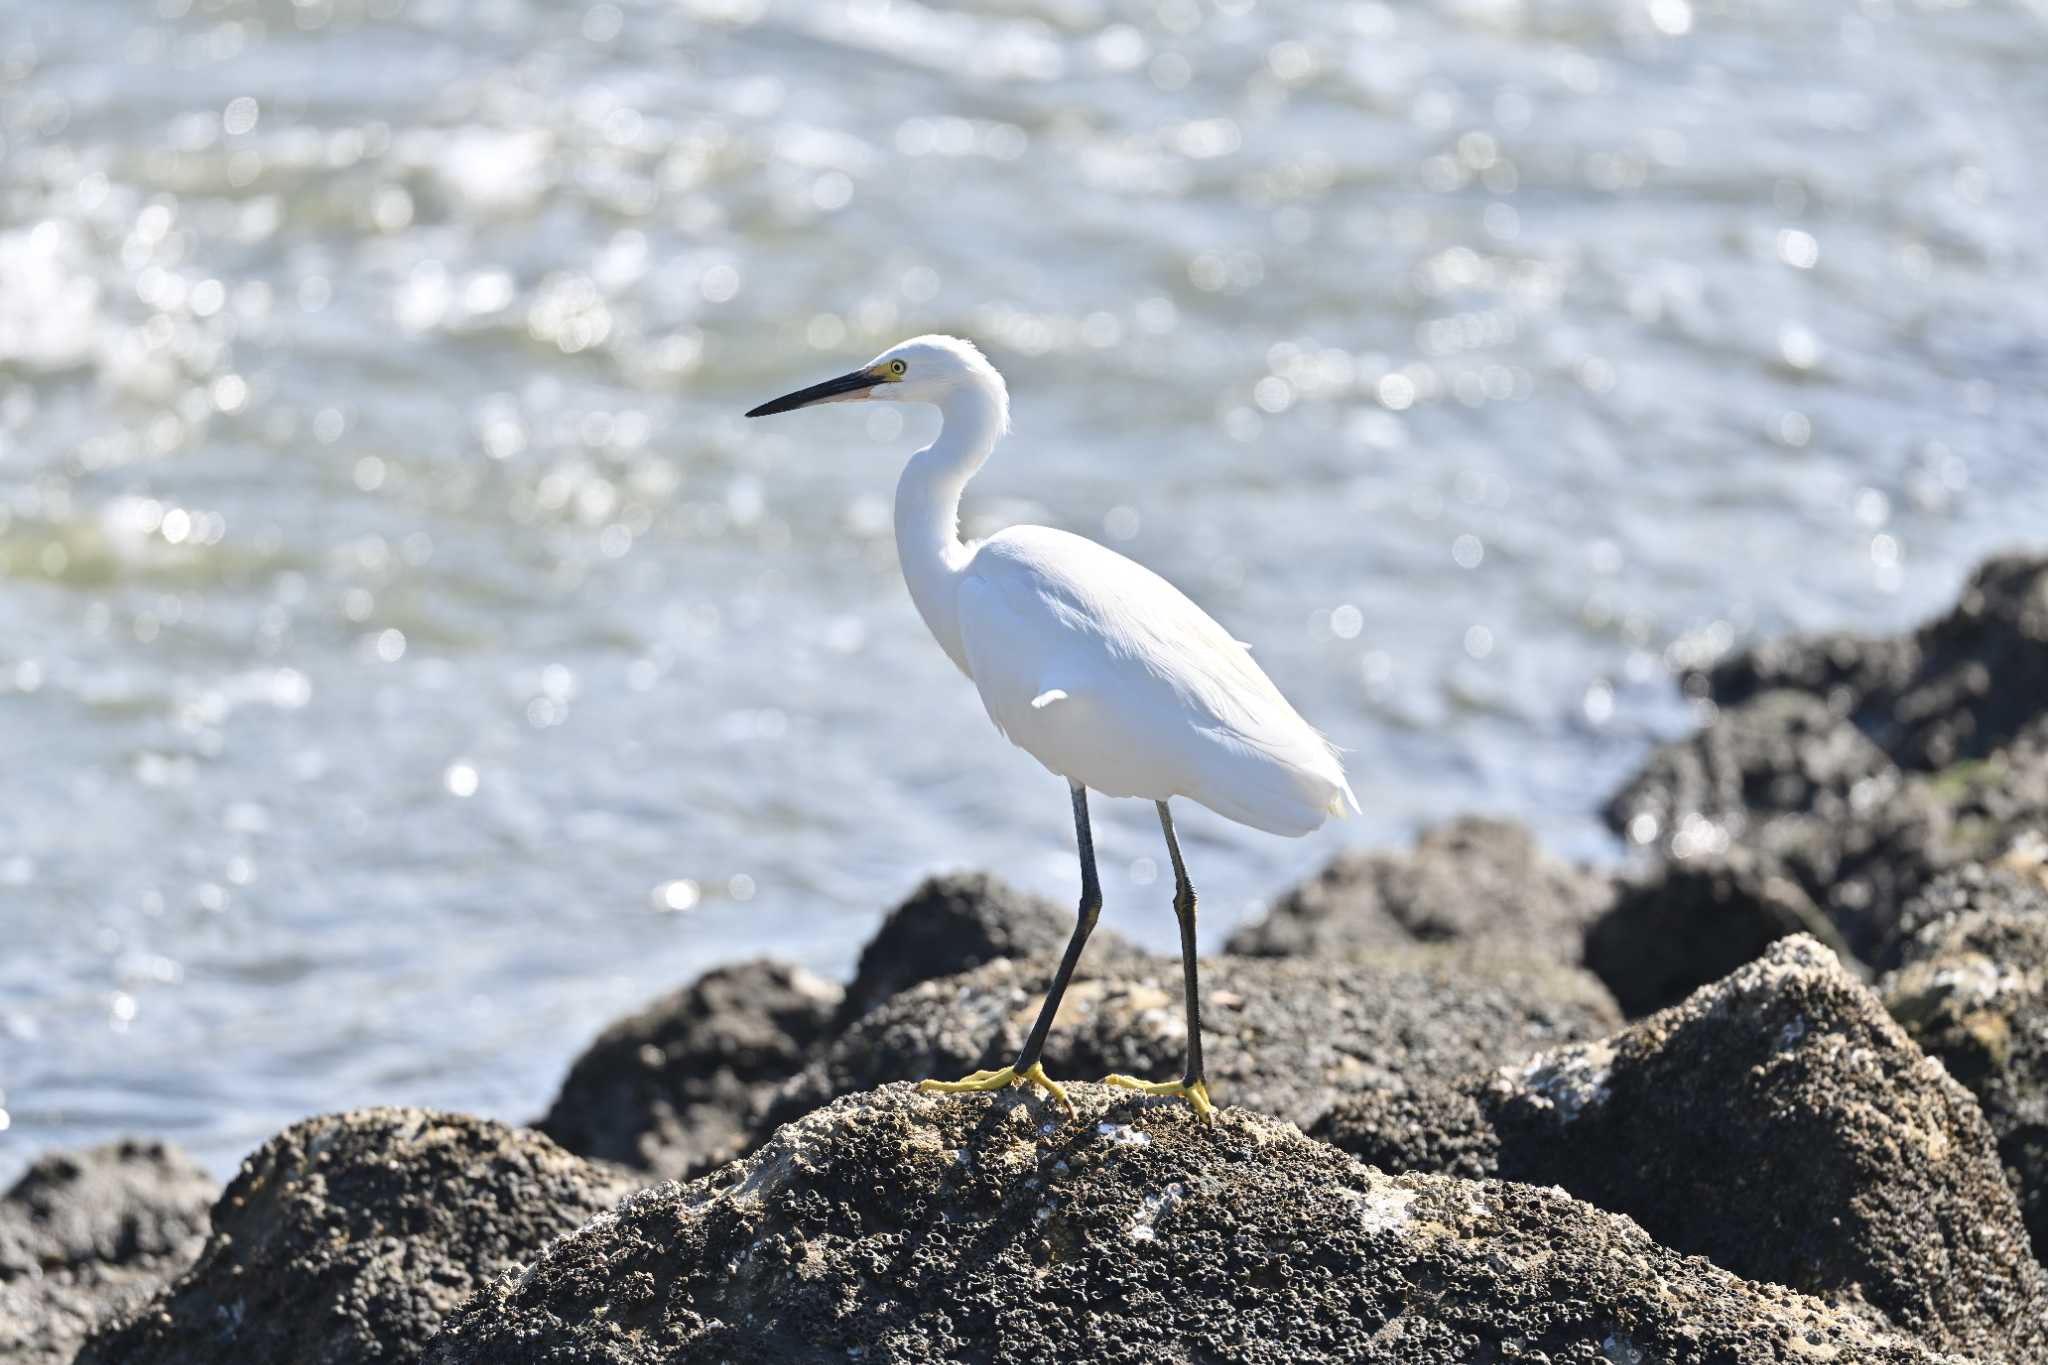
left=745, top=369, right=881, bottom=418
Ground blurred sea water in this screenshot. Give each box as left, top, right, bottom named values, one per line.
left=2, top=0, right=2045, bottom=1179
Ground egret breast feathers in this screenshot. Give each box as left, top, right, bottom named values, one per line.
left=953, top=526, right=1353, bottom=832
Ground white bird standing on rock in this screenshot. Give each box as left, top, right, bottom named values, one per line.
left=747, top=335, right=1356, bottom=1118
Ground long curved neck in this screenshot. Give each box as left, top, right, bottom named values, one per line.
left=894, top=381, right=1005, bottom=675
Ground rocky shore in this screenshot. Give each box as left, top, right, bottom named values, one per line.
left=14, top=552, right=2048, bottom=1363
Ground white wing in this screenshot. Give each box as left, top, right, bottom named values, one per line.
left=954, top=525, right=1356, bottom=836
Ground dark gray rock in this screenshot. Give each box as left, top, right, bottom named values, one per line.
left=535, top=876, right=1131, bottom=1183
left=1603, top=689, right=1944, bottom=964
left=77, top=1108, right=635, bottom=1365
left=1600, top=555, right=2048, bottom=998
left=1604, top=689, right=1902, bottom=864
left=1600, top=705, right=2048, bottom=1004
left=536, top=958, right=844, bottom=1181
left=1702, top=626, right=1921, bottom=720
left=424, top=1083, right=1955, bottom=1365
left=0, top=1140, right=215, bottom=1365
left=764, top=949, right=1620, bottom=1137
left=1226, top=816, right=1615, bottom=965
left=1708, top=552, right=2048, bottom=770
left=1879, top=856, right=2048, bottom=970
left=1584, top=847, right=1844, bottom=1016
left=1321, top=936, right=2048, bottom=1363
left=1882, top=861, right=2048, bottom=1260
left=1918, top=717, right=2048, bottom=876
left=838, top=870, right=1129, bottom=1029
left=1310, top=1082, right=1500, bottom=1181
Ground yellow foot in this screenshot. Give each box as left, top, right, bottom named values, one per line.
left=1100, top=1074, right=1215, bottom=1120
left=917, top=1061, right=1075, bottom=1118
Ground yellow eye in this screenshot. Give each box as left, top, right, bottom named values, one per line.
left=889, top=359, right=907, bottom=377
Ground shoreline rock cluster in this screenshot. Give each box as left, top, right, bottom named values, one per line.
left=12, top=551, right=2048, bottom=1363
left=1594, top=553, right=2048, bottom=1006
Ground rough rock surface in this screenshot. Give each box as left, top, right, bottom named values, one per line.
left=1882, top=862, right=2048, bottom=1260
left=1603, top=690, right=1944, bottom=961
left=837, top=870, right=1130, bottom=1029
left=1704, top=623, right=1922, bottom=718
left=1880, top=855, right=2048, bottom=969
left=765, top=949, right=1620, bottom=1137
left=1599, top=556, right=2048, bottom=999
left=1319, top=937, right=2048, bottom=1363
left=1910, top=718, right=2048, bottom=892
left=1310, top=1082, right=1501, bottom=1182
left=1584, top=847, right=1845, bottom=1016
left=537, top=958, right=844, bottom=1181
left=0, top=1140, right=215, bottom=1365
left=1605, top=689, right=1910, bottom=880
left=1708, top=552, right=2048, bottom=769
left=535, top=875, right=1133, bottom=1183
left=77, top=1108, right=635, bottom=1365
left=425, top=1083, right=1956, bottom=1365
left=1225, top=815, right=1614, bottom=964
left=1600, top=713, right=2047, bottom=1009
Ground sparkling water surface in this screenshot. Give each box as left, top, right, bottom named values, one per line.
left=3, top=0, right=2045, bottom=1179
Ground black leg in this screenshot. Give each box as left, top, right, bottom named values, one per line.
left=1100, top=799, right=1213, bottom=1116
left=917, top=782, right=1099, bottom=1115
left=1014, top=782, right=1102, bottom=1070
left=1157, top=800, right=1204, bottom=1088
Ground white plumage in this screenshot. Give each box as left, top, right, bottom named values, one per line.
left=830, top=333, right=1359, bottom=840
left=745, top=332, right=1356, bottom=1118
left=955, top=525, right=1355, bottom=835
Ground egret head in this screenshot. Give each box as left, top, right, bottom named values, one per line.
left=746, top=334, right=1008, bottom=429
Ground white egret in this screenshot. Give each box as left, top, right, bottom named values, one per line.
left=747, top=335, right=1355, bottom=1118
